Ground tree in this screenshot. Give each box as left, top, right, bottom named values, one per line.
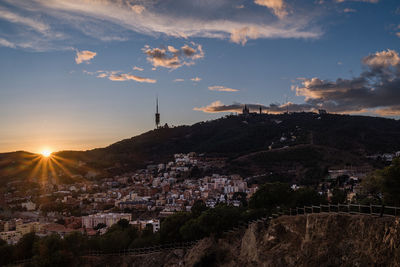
left=232, top=192, right=248, bottom=207
left=335, top=175, right=349, bottom=187
left=63, top=232, right=87, bottom=256
left=13, top=232, right=37, bottom=260
left=291, top=188, right=324, bottom=207
left=249, top=182, right=293, bottom=210
left=361, top=172, right=383, bottom=203
left=379, top=158, right=400, bottom=205
left=191, top=200, right=208, bottom=217
left=361, top=158, right=400, bottom=205
left=330, top=188, right=346, bottom=204
left=94, top=223, right=107, bottom=230
left=196, top=204, right=243, bottom=236
left=159, top=212, right=192, bottom=242
left=117, top=218, right=130, bottom=228
left=0, top=239, right=14, bottom=265
left=301, top=167, right=326, bottom=185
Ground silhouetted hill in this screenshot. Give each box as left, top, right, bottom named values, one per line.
left=1, top=113, right=400, bottom=184
left=89, top=112, right=400, bottom=169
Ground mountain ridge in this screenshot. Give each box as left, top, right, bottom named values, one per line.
left=1, top=112, right=400, bottom=185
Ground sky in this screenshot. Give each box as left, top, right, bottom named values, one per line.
left=0, top=0, right=399, bottom=153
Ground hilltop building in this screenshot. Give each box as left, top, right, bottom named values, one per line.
left=242, top=105, right=265, bottom=115
left=242, top=104, right=250, bottom=115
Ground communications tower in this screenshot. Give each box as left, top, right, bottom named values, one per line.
left=155, top=97, right=160, bottom=129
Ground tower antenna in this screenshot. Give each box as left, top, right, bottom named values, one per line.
left=286, top=95, right=288, bottom=114
left=155, top=96, right=160, bottom=129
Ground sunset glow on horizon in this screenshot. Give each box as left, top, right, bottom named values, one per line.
left=40, top=150, right=52, bottom=158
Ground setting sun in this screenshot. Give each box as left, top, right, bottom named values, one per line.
left=40, top=150, right=52, bottom=157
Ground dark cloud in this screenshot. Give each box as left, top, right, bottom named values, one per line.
left=142, top=43, right=204, bottom=70
left=194, top=49, right=400, bottom=116
left=295, top=49, right=400, bottom=115
left=193, top=101, right=313, bottom=113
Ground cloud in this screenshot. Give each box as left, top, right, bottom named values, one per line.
left=143, top=43, right=204, bottom=70
left=0, top=5, right=67, bottom=50
left=0, top=7, right=50, bottom=35
left=108, top=73, right=156, bottom=83
left=167, top=46, right=180, bottom=53
left=174, top=78, right=184, bottom=82
left=3, top=0, right=321, bottom=49
left=362, top=49, right=400, bottom=68
left=86, top=70, right=156, bottom=83
left=343, top=8, right=356, bottom=13
left=129, top=5, right=145, bottom=14
left=208, top=85, right=239, bottom=92
left=197, top=49, right=400, bottom=116
left=0, top=38, right=16, bottom=48
left=75, top=50, right=97, bottom=64
left=294, top=49, right=400, bottom=114
left=97, top=72, right=107, bottom=78
left=254, top=0, right=288, bottom=19
left=191, top=77, right=202, bottom=82
left=374, top=106, right=400, bottom=116
left=230, top=26, right=260, bottom=45
left=133, top=66, right=144, bottom=71
left=194, top=101, right=313, bottom=113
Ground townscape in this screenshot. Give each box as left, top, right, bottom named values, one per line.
left=2, top=146, right=399, bottom=245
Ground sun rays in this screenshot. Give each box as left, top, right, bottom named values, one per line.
left=0, top=150, right=95, bottom=186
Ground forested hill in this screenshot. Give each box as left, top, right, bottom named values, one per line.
left=91, top=112, right=400, bottom=162
left=1, top=112, right=400, bottom=183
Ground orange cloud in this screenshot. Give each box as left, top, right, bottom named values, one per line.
left=75, top=50, right=97, bottom=64
left=208, top=86, right=239, bottom=92
left=254, top=0, right=288, bottom=19
left=143, top=43, right=204, bottom=70
left=108, top=73, right=156, bottom=83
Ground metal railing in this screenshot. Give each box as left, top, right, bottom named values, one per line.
left=221, top=204, right=399, bottom=238
left=286, top=204, right=400, bottom=217
left=83, top=240, right=199, bottom=257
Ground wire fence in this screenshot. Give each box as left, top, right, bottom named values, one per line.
left=221, top=204, right=398, bottom=237
left=84, top=241, right=199, bottom=257
left=285, top=204, right=399, bottom=217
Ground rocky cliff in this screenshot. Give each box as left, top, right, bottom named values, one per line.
left=87, top=213, right=400, bottom=267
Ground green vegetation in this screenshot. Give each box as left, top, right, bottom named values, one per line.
left=2, top=182, right=326, bottom=266
left=362, top=158, right=400, bottom=205
left=2, top=113, right=400, bottom=185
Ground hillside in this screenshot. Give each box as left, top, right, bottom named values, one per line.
left=86, top=213, right=400, bottom=266
left=1, top=113, right=400, bottom=184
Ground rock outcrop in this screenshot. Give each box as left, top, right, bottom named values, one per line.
left=88, top=213, right=400, bottom=267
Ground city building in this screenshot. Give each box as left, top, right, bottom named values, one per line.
left=82, top=213, right=132, bottom=229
